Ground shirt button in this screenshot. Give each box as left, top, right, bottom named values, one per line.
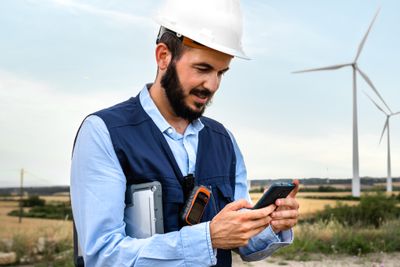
left=167, top=128, right=173, bottom=134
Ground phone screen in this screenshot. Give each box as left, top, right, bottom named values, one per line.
left=252, top=183, right=295, bottom=209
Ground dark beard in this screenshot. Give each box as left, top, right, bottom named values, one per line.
left=160, top=62, right=212, bottom=122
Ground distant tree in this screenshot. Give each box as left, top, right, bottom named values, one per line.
left=22, top=195, right=45, bottom=207
left=318, top=186, right=340, bottom=192
left=249, top=186, right=265, bottom=193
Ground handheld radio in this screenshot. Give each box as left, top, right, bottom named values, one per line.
left=181, top=185, right=211, bottom=225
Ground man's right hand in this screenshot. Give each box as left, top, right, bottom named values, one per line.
left=209, top=199, right=275, bottom=249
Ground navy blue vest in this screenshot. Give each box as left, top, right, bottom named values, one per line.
left=94, top=95, right=236, bottom=267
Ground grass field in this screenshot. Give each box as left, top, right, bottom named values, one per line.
left=1, top=195, right=70, bottom=203
left=0, top=189, right=399, bottom=266
left=0, top=191, right=376, bottom=236
left=0, top=192, right=352, bottom=241
left=250, top=192, right=359, bottom=217
left=299, top=181, right=400, bottom=190
left=0, top=200, right=72, bottom=240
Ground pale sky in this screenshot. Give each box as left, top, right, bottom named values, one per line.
left=1, top=0, right=399, bottom=187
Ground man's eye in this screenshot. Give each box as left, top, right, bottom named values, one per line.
left=196, top=68, right=208, bottom=72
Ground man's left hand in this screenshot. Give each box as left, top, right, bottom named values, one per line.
left=270, top=179, right=300, bottom=233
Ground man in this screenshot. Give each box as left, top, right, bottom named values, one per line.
left=71, top=0, right=300, bottom=266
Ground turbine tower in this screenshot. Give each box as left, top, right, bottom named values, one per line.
left=365, top=93, right=400, bottom=192
left=293, top=9, right=389, bottom=197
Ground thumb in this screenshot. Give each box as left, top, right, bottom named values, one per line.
left=288, top=179, right=300, bottom=198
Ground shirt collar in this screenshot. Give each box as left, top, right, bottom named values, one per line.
left=139, top=84, right=204, bottom=137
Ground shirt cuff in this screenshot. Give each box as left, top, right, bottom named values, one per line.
left=180, top=222, right=217, bottom=266
left=238, top=226, right=293, bottom=262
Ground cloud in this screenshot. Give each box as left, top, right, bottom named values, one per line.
left=242, top=2, right=339, bottom=61
left=0, top=70, right=138, bottom=187
left=232, top=126, right=397, bottom=180
left=48, top=0, right=150, bottom=25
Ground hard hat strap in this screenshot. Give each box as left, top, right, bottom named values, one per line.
left=156, top=26, right=183, bottom=44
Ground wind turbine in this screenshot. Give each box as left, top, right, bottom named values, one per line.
left=292, top=8, right=390, bottom=197
left=365, top=93, right=400, bottom=192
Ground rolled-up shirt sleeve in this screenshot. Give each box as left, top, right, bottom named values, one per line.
left=70, top=115, right=216, bottom=267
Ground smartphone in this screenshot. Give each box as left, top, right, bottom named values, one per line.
left=252, top=182, right=296, bottom=209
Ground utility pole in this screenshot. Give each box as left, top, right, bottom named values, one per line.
left=19, top=168, right=24, bottom=223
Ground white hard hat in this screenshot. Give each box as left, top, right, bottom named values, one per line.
left=154, top=0, right=249, bottom=60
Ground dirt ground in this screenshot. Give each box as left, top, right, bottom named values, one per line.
left=232, top=252, right=400, bottom=267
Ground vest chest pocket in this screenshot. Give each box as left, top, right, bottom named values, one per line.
left=201, top=182, right=234, bottom=222
left=213, top=183, right=234, bottom=212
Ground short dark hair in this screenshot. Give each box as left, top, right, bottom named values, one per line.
left=156, top=27, right=187, bottom=61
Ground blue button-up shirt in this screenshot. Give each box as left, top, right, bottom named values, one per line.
left=71, top=85, right=293, bottom=267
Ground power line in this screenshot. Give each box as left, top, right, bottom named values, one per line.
left=0, top=169, right=59, bottom=186
left=24, top=170, right=56, bottom=185
left=0, top=169, right=20, bottom=173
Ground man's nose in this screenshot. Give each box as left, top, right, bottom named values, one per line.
left=203, top=73, right=221, bottom=92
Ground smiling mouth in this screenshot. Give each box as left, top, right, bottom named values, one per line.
left=192, top=94, right=208, bottom=106
left=191, top=89, right=211, bottom=99
left=189, top=89, right=212, bottom=108
left=197, top=93, right=208, bottom=99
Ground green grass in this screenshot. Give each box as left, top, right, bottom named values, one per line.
left=0, top=228, right=73, bottom=266
left=3, top=191, right=399, bottom=265
left=277, top=192, right=400, bottom=261
left=276, top=219, right=400, bottom=260
left=305, top=193, right=400, bottom=228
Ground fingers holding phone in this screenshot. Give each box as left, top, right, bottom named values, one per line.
left=270, top=179, right=300, bottom=233
left=252, top=182, right=296, bottom=210
left=275, top=179, right=300, bottom=210
left=287, top=179, right=300, bottom=198
left=210, top=199, right=276, bottom=249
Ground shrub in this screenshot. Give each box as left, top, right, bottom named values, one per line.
left=358, top=193, right=398, bottom=227
left=380, top=219, right=400, bottom=251
left=276, top=219, right=400, bottom=258
left=300, top=186, right=349, bottom=193
left=317, top=186, right=342, bottom=192
left=8, top=202, right=72, bottom=220
left=22, top=195, right=45, bottom=207
left=12, top=234, right=34, bottom=263
left=249, top=186, right=264, bottom=193
left=311, top=193, right=400, bottom=228
left=5, top=228, right=74, bottom=266
left=303, top=195, right=359, bottom=201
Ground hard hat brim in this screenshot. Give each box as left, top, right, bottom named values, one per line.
left=153, top=18, right=250, bottom=60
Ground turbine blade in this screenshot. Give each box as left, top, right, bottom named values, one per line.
left=392, top=111, right=400, bottom=116
left=355, top=8, right=381, bottom=62
left=357, top=67, right=393, bottom=113
left=379, top=118, right=388, bottom=144
left=363, top=91, right=387, bottom=115
left=292, top=63, right=352, bottom=74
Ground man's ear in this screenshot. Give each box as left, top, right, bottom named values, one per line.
left=155, top=43, right=172, bottom=71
